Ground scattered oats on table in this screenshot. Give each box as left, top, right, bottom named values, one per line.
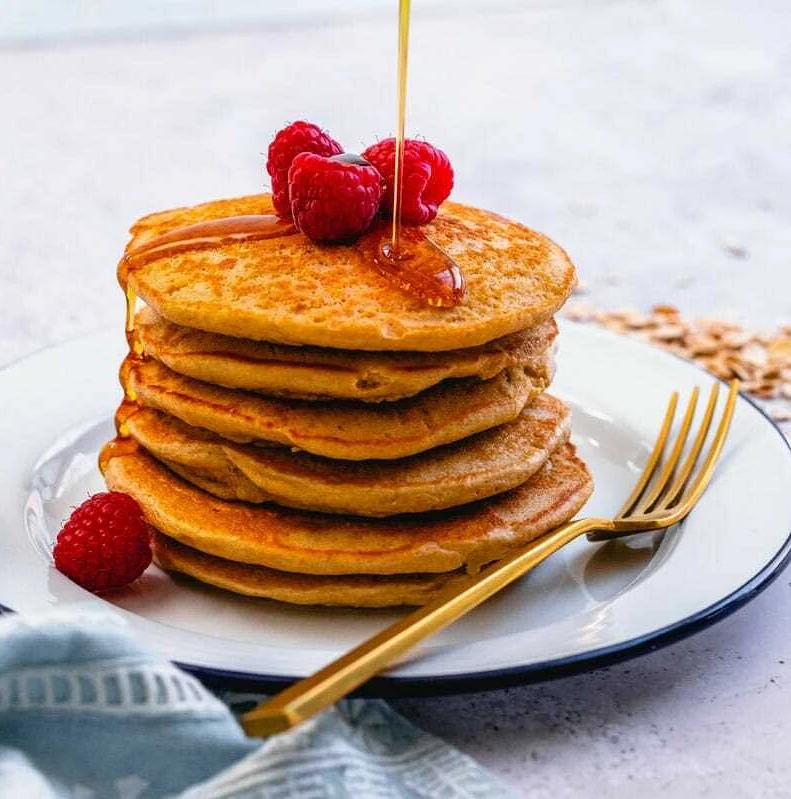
left=564, top=302, right=791, bottom=428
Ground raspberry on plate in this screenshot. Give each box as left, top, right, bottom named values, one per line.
left=53, top=491, right=152, bottom=593
left=266, top=121, right=343, bottom=218
left=288, top=152, right=384, bottom=243
left=362, top=138, right=454, bottom=225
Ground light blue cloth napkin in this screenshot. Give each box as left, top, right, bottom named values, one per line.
left=0, top=608, right=515, bottom=798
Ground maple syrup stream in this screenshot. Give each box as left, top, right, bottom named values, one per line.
left=370, top=0, right=465, bottom=308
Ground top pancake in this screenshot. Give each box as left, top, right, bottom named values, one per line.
left=123, top=194, right=577, bottom=351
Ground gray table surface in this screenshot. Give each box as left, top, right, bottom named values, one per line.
left=2, top=2, right=790, bottom=796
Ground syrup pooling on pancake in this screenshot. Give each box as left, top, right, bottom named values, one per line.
left=361, top=222, right=465, bottom=308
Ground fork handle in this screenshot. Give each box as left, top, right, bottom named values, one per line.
left=241, top=515, right=610, bottom=737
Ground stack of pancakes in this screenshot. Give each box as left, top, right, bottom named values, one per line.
left=100, top=194, right=593, bottom=606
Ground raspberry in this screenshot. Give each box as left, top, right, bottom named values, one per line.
left=266, top=121, right=343, bottom=218
left=361, top=138, right=454, bottom=225
left=288, top=152, right=384, bottom=243
left=53, top=492, right=152, bottom=593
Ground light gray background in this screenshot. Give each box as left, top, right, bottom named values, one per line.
left=2, top=2, right=790, bottom=796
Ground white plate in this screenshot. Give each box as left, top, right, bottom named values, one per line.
left=1, top=322, right=790, bottom=693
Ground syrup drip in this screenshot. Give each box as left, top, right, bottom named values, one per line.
left=101, top=354, right=141, bottom=473
left=121, top=214, right=297, bottom=274
left=361, top=223, right=465, bottom=307
left=98, top=435, right=140, bottom=475
left=122, top=287, right=141, bottom=418
left=114, top=398, right=140, bottom=438
left=113, top=213, right=300, bottom=454
left=125, top=286, right=143, bottom=359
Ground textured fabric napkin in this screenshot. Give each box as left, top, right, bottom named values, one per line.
left=0, top=608, right=514, bottom=798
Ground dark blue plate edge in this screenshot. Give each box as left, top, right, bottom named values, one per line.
left=3, top=387, right=790, bottom=698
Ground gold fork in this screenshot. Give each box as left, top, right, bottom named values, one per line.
left=242, top=380, right=739, bottom=737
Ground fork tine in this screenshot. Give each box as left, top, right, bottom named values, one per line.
left=616, top=392, right=678, bottom=519
left=669, top=380, right=739, bottom=519
left=634, top=387, right=699, bottom=515
left=657, top=383, right=719, bottom=511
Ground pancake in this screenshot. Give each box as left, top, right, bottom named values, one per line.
left=136, top=306, right=559, bottom=402
left=122, top=194, right=577, bottom=351
left=122, top=357, right=551, bottom=460
left=124, top=410, right=274, bottom=502
left=101, top=443, right=593, bottom=575
left=152, top=533, right=471, bottom=607
left=125, top=394, right=572, bottom=516
left=163, top=459, right=269, bottom=504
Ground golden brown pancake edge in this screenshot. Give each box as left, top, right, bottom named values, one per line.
left=125, top=394, right=572, bottom=516
left=101, top=443, right=593, bottom=576
left=123, top=357, right=551, bottom=460
left=136, top=306, right=559, bottom=402
left=152, top=533, right=472, bottom=607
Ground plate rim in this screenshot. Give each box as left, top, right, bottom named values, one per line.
left=1, top=327, right=790, bottom=695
